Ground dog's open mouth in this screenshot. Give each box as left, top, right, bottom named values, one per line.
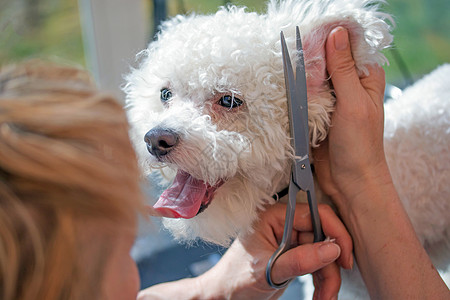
left=153, top=170, right=223, bottom=219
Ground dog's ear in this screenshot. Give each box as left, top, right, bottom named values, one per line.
left=265, top=0, right=393, bottom=74
left=265, top=0, right=393, bottom=147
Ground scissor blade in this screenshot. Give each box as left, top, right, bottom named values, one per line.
left=280, top=31, right=308, bottom=161
left=295, top=27, right=309, bottom=147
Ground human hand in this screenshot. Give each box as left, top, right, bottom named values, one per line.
left=310, top=28, right=450, bottom=300
left=313, top=26, right=390, bottom=209
left=198, top=203, right=353, bottom=300
left=137, top=203, right=352, bottom=300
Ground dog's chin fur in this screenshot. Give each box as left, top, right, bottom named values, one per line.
left=125, top=0, right=392, bottom=246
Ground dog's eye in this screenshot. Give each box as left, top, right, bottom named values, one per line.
left=218, top=95, right=243, bottom=109
left=160, top=88, right=173, bottom=102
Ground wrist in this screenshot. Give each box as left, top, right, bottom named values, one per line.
left=330, top=160, right=395, bottom=213
left=336, top=180, right=400, bottom=230
left=329, top=161, right=409, bottom=241
left=329, top=163, right=410, bottom=246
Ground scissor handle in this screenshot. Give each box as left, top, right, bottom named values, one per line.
left=307, top=188, right=325, bottom=242
left=265, top=175, right=299, bottom=289
left=265, top=176, right=325, bottom=289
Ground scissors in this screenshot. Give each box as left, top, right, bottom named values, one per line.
left=265, top=27, right=325, bottom=289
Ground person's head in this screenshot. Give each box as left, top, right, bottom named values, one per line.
left=0, top=60, right=144, bottom=300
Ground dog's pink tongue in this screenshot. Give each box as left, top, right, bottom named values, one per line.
left=153, top=170, right=206, bottom=219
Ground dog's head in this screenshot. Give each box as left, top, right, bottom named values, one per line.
left=124, top=0, right=391, bottom=245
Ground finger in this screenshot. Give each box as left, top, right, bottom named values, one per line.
left=266, top=203, right=353, bottom=270
left=360, top=63, right=386, bottom=108
left=297, top=231, right=314, bottom=245
left=318, top=204, right=354, bottom=269
left=313, top=262, right=341, bottom=300
left=270, top=241, right=341, bottom=284
left=326, top=27, right=385, bottom=119
left=313, top=273, right=320, bottom=300
left=262, top=203, right=297, bottom=242
left=290, top=204, right=353, bottom=269
left=269, top=203, right=313, bottom=234
left=325, top=27, right=362, bottom=106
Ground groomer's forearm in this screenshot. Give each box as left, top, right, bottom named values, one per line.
left=137, top=240, right=261, bottom=300
left=137, top=277, right=210, bottom=300
left=137, top=257, right=233, bottom=300
left=333, top=167, right=450, bottom=300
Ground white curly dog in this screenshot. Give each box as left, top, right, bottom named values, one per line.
left=125, top=0, right=450, bottom=297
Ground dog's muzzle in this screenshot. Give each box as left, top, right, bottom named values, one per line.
left=144, top=127, right=179, bottom=157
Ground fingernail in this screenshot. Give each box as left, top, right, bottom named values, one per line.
left=318, top=242, right=341, bottom=263
left=332, top=27, right=348, bottom=51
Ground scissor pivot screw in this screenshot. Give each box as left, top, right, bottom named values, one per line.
left=301, top=164, right=306, bottom=169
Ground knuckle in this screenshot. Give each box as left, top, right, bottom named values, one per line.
left=331, top=55, right=356, bottom=76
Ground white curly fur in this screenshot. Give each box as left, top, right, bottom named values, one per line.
left=124, top=0, right=449, bottom=297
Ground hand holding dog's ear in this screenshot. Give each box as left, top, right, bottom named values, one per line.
left=314, top=26, right=388, bottom=209
left=312, top=27, right=450, bottom=300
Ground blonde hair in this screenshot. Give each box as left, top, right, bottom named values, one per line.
left=0, top=60, right=144, bottom=300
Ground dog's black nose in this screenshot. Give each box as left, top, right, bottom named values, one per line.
left=144, top=127, right=179, bottom=157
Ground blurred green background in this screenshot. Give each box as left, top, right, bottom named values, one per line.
left=1, top=0, right=449, bottom=87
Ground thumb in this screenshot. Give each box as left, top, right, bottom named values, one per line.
left=325, top=27, right=362, bottom=104
left=270, top=241, right=341, bottom=284
left=312, top=139, right=338, bottom=197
